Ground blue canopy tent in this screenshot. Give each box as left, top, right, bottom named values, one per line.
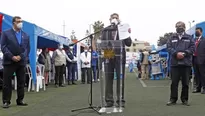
left=186, top=21, right=205, bottom=37
left=156, top=44, right=168, bottom=57
left=0, top=12, right=70, bottom=83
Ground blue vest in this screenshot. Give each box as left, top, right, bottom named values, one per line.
left=66, top=50, right=74, bottom=64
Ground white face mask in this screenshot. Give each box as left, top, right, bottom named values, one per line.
left=17, top=23, right=23, bottom=29
left=59, top=46, right=63, bottom=49
left=111, top=19, right=118, bottom=25
left=84, top=50, right=88, bottom=52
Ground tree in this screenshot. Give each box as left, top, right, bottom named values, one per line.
left=92, top=20, right=104, bottom=50
left=92, top=21, right=104, bottom=39
left=157, top=32, right=174, bottom=46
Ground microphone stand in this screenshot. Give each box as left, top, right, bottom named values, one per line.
left=71, top=24, right=117, bottom=115
left=71, top=29, right=102, bottom=115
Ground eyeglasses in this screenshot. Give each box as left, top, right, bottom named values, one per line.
left=15, top=20, right=22, bottom=23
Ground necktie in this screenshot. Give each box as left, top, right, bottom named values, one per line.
left=112, top=31, right=116, bottom=40
left=194, top=38, right=200, bottom=56
left=85, top=52, right=87, bottom=57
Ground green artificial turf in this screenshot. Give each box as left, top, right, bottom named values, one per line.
left=0, top=69, right=205, bottom=116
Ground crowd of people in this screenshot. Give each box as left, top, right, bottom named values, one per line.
left=1, top=13, right=204, bottom=110
left=0, top=16, right=101, bottom=108
left=36, top=45, right=100, bottom=87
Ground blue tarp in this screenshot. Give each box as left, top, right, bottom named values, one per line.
left=156, top=44, right=167, bottom=52
left=0, top=12, right=70, bottom=83
left=186, top=21, right=205, bottom=36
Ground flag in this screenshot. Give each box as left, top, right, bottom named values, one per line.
left=0, top=14, right=3, bottom=34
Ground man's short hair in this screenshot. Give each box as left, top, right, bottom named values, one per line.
left=110, top=13, right=119, bottom=18
left=196, top=27, right=203, bottom=32
left=12, top=16, right=21, bottom=24
left=175, top=21, right=186, bottom=28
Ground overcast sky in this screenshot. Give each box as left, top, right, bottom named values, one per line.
left=1, top=0, right=204, bottom=45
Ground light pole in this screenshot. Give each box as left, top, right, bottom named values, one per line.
left=63, top=20, right=66, bottom=36
left=89, top=24, right=94, bottom=34
left=188, top=20, right=195, bottom=29
left=88, top=24, right=94, bottom=46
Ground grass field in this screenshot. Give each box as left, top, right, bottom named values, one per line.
left=0, top=69, right=205, bottom=116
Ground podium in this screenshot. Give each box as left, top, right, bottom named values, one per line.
left=96, top=39, right=125, bottom=113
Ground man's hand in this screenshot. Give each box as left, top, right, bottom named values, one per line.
left=177, top=52, right=184, bottom=59
left=84, top=62, right=87, bottom=65
left=16, top=55, right=21, bottom=61
left=12, top=56, right=19, bottom=62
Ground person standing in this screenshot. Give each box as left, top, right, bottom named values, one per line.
left=101, top=13, right=132, bottom=107
left=91, top=49, right=98, bottom=82
left=66, top=47, right=77, bottom=85
left=192, top=27, right=205, bottom=94
left=166, top=21, right=195, bottom=106
left=140, top=49, right=150, bottom=80
left=80, top=47, right=92, bottom=84
left=52, top=44, right=67, bottom=87
left=1, top=16, right=30, bottom=108
left=38, top=48, right=52, bottom=86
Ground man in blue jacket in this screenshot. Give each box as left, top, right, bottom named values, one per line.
left=91, top=49, right=98, bottom=82
left=166, top=21, right=195, bottom=106
left=66, top=47, right=77, bottom=85
left=0, top=16, right=30, bottom=108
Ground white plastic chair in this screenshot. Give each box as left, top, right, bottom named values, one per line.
left=36, top=64, right=46, bottom=92
left=27, top=64, right=35, bottom=92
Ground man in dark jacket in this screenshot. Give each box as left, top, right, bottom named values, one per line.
left=100, top=13, right=132, bottom=107
left=66, top=47, right=77, bottom=85
left=0, top=16, right=30, bottom=108
left=166, top=21, right=195, bottom=106
left=192, top=27, right=205, bottom=94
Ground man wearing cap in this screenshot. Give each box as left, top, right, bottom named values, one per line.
left=166, top=21, right=195, bottom=106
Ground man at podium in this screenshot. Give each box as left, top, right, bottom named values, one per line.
left=101, top=13, right=132, bottom=107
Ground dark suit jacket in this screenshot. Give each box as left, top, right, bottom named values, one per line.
left=195, top=36, right=205, bottom=64
left=0, top=29, right=30, bottom=65
left=101, top=25, right=132, bottom=64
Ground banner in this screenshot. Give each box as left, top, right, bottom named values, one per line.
left=0, top=14, right=3, bottom=34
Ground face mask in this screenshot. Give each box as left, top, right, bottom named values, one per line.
left=84, top=50, right=88, bottom=52
left=59, top=46, right=63, bottom=49
left=111, top=18, right=118, bottom=25
left=17, top=22, right=23, bottom=29
left=195, top=31, right=201, bottom=37
left=176, top=28, right=184, bottom=34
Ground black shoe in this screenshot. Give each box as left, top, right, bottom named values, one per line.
left=116, top=100, right=125, bottom=107
left=192, top=90, right=201, bottom=93
left=201, top=90, right=205, bottom=94
left=166, top=101, right=176, bottom=106
left=116, top=103, right=125, bottom=108
left=72, top=82, right=77, bottom=85
left=59, top=85, right=65, bottom=87
left=182, top=101, right=190, bottom=106
left=105, top=103, right=114, bottom=107
left=2, top=103, right=10, bottom=108
left=17, top=102, right=28, bottom=106
left=45, top=84, right=48, bottom=86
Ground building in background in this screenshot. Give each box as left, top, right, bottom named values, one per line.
left=125, top=39, right=151, bottom=52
